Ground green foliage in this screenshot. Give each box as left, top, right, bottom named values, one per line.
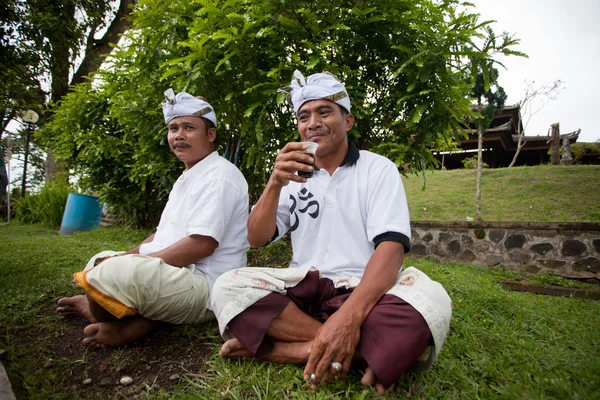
left=461, top=155, right=488, bottom=169
left=41, top=0, right=522, bottom=226
left=571, top=141, right=600, bottom=161
left=15, top=180, right=70, bottom=228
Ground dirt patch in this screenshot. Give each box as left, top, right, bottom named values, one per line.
left=7, top=305, right=220, bottom=399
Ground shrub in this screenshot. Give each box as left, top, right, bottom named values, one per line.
left=462, top=155, right=488, bottom=169
left=15, top=181, right=71, bottom=228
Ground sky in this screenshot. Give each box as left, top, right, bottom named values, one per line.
left=470, top=0, right=600, bottom=142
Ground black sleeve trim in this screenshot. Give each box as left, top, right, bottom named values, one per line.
left=266, top=226, right=279, bottom=246
left=373, top=231, right=411, bottom=254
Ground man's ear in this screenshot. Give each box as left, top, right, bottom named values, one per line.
left=344, top=113, right=355, bottom=131
left=208, top=127, right=217, bottom=142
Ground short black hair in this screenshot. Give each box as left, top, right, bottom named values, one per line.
left=201, top=117, right=215, bottom=131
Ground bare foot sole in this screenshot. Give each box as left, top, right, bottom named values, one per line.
left=361, top=367, right=395, bottom=395
left=219, top=338, right=254, bottom=359
left=57, top=295, right=97, bottom=323
left=82, top=316, right=157, bottom=349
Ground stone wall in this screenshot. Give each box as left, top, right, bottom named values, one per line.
left=410, top=221, right=600, bottom=282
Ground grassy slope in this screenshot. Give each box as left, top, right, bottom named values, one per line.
left=1, top=224, right=599, bottom=399
left=402, top=165, right=600, bottom=222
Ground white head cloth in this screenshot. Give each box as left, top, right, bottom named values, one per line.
left=281, top=70, right=351, bottom=115
left=162, top=88, right=217, bottom=127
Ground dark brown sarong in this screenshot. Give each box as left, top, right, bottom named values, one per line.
left=227, top=270, right=432, bottom=387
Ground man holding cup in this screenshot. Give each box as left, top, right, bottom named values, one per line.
left=211, top=71, right=452, bottom=395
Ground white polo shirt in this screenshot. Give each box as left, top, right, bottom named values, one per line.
left=140, top=151, right=249, bottom=292
left=272, top=143, right=411, bottom=281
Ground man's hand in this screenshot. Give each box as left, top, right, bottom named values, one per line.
left=303, top=310, right=360, bottom=388
left=268, top=142, right=314, bottom=188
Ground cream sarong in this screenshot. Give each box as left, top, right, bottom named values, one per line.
left=73, top=251, right=213, bottom=324
left=211, top=266, right=452, bottom=370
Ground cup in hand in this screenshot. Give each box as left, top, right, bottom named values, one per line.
left=298, top=141, right=319, bottom=178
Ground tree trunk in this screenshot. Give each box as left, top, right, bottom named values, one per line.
left=508, top=130, right=526, bottom=168
left=476, top=124, right=483, bottom=221
left=550, top=123, right=560, bottom=165
left=70, top=0, right=134, bottom=87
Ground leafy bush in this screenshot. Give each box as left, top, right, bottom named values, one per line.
left=461, top=155, right=488, bottom=169
left=571, top=142, right=600, bottom=161
left=15, top=181, right=71, bottom=228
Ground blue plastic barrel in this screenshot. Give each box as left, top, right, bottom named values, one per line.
left=59, top=193, right=102, bottom=236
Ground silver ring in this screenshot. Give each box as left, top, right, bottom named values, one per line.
left=331, top=362, right=342, bottom=373
left=310, top=373, right=317, bottom=382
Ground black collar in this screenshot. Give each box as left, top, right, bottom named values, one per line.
left=340, top=141, right=360, bottom=167
left=313, top=140, right=360, bottom=172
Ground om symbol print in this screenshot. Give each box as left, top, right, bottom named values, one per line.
left=289, top=188, right=320, bottom=231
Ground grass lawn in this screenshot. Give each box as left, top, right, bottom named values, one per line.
left=402, top=165, right=600, bottom=222
left=1, top=223, right=599, bottom=399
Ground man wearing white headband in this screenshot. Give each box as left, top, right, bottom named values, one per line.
left=212, top=71, right=452, bottom=395
left=57, top=89, right=249, bottom=348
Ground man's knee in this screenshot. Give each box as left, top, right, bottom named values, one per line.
left=212, top=269, right=244, bottom=297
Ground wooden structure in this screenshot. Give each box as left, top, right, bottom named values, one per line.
left=438, top=105, right=584, bottom=169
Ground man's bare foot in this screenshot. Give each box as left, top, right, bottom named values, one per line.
left=57, top=295, right=97, bottom=323
left=220, top=338, right=311, bottom=365
left=82, top=316, right=157, bottom=349
left=361, top=367, right=395, bottom=395
left=219, top=338, right=254, bottom=359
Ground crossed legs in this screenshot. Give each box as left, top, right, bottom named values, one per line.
left=219, top=299, right=395, bottom=395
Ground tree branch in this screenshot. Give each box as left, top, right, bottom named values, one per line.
left=70, top=0, right=135, bottom=87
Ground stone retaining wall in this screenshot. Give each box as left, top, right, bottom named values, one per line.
left=410, top=221, right=600, bottom=282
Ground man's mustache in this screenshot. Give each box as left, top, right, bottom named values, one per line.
left=172, top=142, right=191, bottom=149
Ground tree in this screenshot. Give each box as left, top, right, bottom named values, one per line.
left=42, top=0, right=524, bottom=227
left=508, top=79, right=564, bottom=168
left=0, top=0, right=134, bottom=182
left=469, top=27, right=511, bottom=221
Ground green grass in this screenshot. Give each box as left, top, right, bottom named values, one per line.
left=402, top=164, right=600, bottom=222
left=1, top=224, right=599, bottom=398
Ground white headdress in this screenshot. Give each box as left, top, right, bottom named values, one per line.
left=279, top=70, right=351, bottom=115
left=162, top=88, right=217, bottom=127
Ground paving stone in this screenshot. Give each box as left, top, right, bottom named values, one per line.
left=485, top=254, right=505, bottom=266
left=572, top=257, right=600, bottom=273
left=432, top=244, right=446, bottom=257
left=411, top=243, right=427, bottom=255
left=474, top=242, right=491, bottom=252
left=458, top=250, right=477, bottom=262
left=447, top=240, right=461, bottom=254
left=538, top=259, right=567, bottom=269
left=411, top=229, right=420, bottom=240
left=504, top=234, right=527, bottom=249
left=422, top=233, right=433, bottom=242
left=489, top=230, right=505, bottom=243
left=438, top=232, right=453, bottom=242
left=530, top=243, right=554, bottom=255
left=509, top=249, right=533, bottom=264
left=561, top=240, right=587, bottom=257
left=593, top=239, right=600, bottom=254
